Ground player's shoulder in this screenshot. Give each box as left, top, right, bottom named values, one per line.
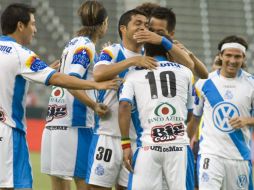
left=240, top=69, right=254, bottom=87
left=65, top=36, right=94, bottom=49
left=98, top=43, right=121, bottom=63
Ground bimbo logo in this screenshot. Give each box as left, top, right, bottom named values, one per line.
left=212, top=102, right=239, bottom=133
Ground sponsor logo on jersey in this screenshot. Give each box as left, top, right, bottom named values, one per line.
left=148, top=103, right=183, bottom=124
left=237, top=174, right=247, bottom=188
left=0, top=45, right=12, bottom=54
left=25, top=55, right=48, bottom=72
left=99, top=49, right=113, bottom=62
left=151, top=122, right=184, bottom=142
left=154, top=102, right=176, bottom=116
left=0, top=107, right=6, bottom=122
left=72, top=46, right=92, bottom=68
left=201, top=172, right=209, bottom=182
left=160, top=61, right=181, bottom=68
left=95, top=164, right=104, bottom=176
left=212, top=102, right=239, bottom=133
left=150, top=145, right=183, bottom=152
left=49, top=87, right=65, bottom=103
left=46, top=104, right=67, bottom=122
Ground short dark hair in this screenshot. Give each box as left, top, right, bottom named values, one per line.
left=1, top=3, right=35, bottom=35
left=136, top=3, right=160, bottom=17
left=118, top=9, right=147, bottom=39
left=145, top=35, right=170, bottom=57
left=150, top=7, right=176, bottom=33
left=218, top=35, right=248, bottom=52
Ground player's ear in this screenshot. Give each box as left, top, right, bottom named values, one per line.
left=120, top=25, right=127, bottom=36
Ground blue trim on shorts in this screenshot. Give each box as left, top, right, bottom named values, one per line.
left=186, top=146, right=194, bottom=190
left=74, top=128, right=93, bottom=178
left=85, top=133, right=99, bottom=183
left=248, top=161, right=253, bottom=190
left=128, top=148, right=140, bottom=190
left=13, top=128, right=32, bottom=188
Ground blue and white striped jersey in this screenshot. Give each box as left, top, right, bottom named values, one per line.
left=94, top=43, right=141, bottom=137
left=193, top=69, right=254, bottom=160
left=119, top=56, right=194, bottom=147
left=46, top=36, right=95, bottom=128
left=0, top=35, right=56, bottom=133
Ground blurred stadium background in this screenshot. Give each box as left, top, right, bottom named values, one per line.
left=1, top=0, right=254, bottom=189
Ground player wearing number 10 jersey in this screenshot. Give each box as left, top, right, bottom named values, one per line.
left=119, top=38, right=194, bottom=190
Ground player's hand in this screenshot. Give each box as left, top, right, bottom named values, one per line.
left=133, top=30, right=162, bottom=45
left=130, top=56, right=157, bottom=70
left=123, top=147, right=133, bottom=173
left=94, top=103, right=109, bottom=117
left=95, top=78, right=123, bottom=90
left=49, top=60, right=60, bottom=70
left=229, top=117, right=248, bottom=129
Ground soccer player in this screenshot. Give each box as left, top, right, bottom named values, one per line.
left=193, top=35, right=254, bottom=190
left=86, top=8, right=194, bottom=190
left=119, top=35, right=194, bottom=190
left=135, top=6, right=208, bottom=79
left=41, top=1, right=110, bottom=190
left=0, top=3, right=120, bottom=190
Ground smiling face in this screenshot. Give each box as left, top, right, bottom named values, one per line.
left=219, top=48, right=245, bottom=78
left=121, top=14, right=148, bottom=43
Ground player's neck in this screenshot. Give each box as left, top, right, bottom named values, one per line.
left=122, top=39, right=142, bottom=53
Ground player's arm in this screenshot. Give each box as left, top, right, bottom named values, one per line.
left=49, top=72, right=122, bottom=90
left=133, top=30, right=195, bottom=71
left=68, top=90, right=108, bottom=116
left=119, top=100, right=133, bottom=172
left=93, top=56, right=157, bottom=82
left=174, top=40, right=208, bottom=79
left=187, top=115, right=201, bottom=140
left=229, top=117, right=254, bottom=129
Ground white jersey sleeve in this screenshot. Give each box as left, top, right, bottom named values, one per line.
left=119, top=71, right=135, bottom=105
left=19, top=47, right=56, bottom=85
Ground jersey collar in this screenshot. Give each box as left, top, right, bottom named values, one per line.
left=0, top=35, right=17, bottom=42
left=154, top=56, right=168, bottom=62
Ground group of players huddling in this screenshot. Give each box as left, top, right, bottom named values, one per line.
left=0, top=1, right=254, bottom=190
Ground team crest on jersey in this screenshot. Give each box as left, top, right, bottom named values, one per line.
left=25, top=55, right=48, bottom=72
left=212, top=102, right=240, bottom=133
left=46, top=104, right=67, bottom=122
left=201, top=172, right=209, bottom=182
left=151, top=122, right=184, bottom=142
left=0, top=107, right=6, bottom=122
left=72, top=46, right=92, bottom=68
left=224, top=90, right=233, bottom=100
left=237, top=175, right=247, bottom=188
left=95, top=164, right=104, bottom=176
left=99, top=49, right=113, bottom=62
left=154, top=102, right=176, bottom=116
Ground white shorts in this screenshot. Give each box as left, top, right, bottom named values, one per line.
left=41, top=126, right=93, bottom=178
left=198, top=154, right=253, bottom=190
left=85, top=134, right=130, bottom=188
left=0, top=123, right=32, bottom=189
left=128, top=144, right=194, bottom=190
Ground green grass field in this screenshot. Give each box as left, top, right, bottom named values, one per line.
left=30, top=152, right=76, bottom=190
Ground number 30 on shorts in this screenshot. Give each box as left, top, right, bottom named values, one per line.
left=96, top=146, right=112, bottom=162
